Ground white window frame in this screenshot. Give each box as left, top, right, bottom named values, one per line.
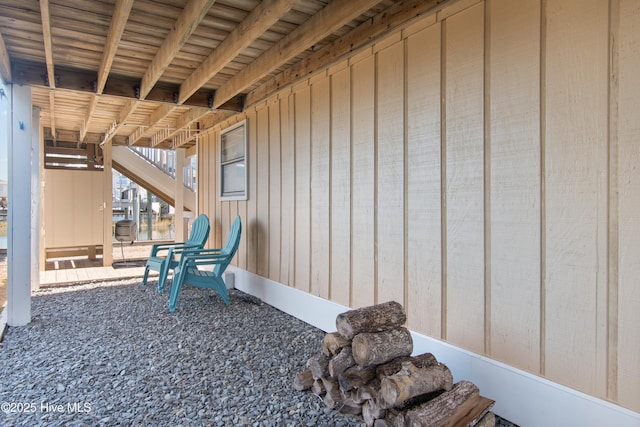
left=219, top=120, right=248, bottom=201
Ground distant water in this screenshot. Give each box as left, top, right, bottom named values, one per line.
left=0, top=235, right=5, bottom=249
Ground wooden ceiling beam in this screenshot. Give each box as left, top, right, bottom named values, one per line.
left=80, top=95, right=100, bottom=142
left=39, top=0, right=58, bottom=140
left=11, top=60, right=244, bottom=111
left=212, top=0, right=381, bottom=109
left=97, top=0, right=134, bottom=95
left=128, top=103, right=176, bottom=145
left=44, top=127, right=138, bottom=146
left=0, top=31, right=12, bottom=83
left=148, top=107, right=232, bottom=148
left=178, top=0, right=297, bottom=105
left=246, top=0, right=450, bottom=107
left=101, top=98, right=138, bottom=146
left=172, top=110, right=234, bottom=148
left=84, top=0, right=133, bottom=144
left=48, top=90, right=57, bottom=142
left=139, top=0, right=217, bottom=100
left=149, top=107, right=207, bottom=147
left=39, top=0, right=55, bottom=89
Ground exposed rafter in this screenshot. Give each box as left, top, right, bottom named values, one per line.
left=178, top=0, right=297, bottom=105
left=81, top=0, right=134, bottom=144
left=149, top=109, right=232, bottom=148
left=80, top=95, right=100, bottom=142
left=1, top=0, right=416, bottom=154
left=97, top=0, right=134, bottom=94
left=39, top=0, right=55, bottom=89
left=246, top=0, right=450, bottom=107
left=128, top=104, right=175, bottom=146
left=11, top=61, right=242, bottom=111
left=101, top=99, right=138, bottom=146
left=39, top=0, right=57, bottom=138
left=139, top=0, right=217, bottom=100
left=0, top=31, right=11, bottom=83
left=212, top=0, right=381, bottom=109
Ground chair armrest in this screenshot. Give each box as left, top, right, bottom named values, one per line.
left=177, top=250, right=231, bottom=269
left=150, top=242, right=202, bottom=257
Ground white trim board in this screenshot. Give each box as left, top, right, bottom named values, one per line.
left=228, top=266, right=640, bottom=427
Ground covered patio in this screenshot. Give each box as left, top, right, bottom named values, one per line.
left=2, top=0, right=639, bottom=426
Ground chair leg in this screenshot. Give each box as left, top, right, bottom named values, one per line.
left=213, top=277, right=231, bottom=305
left=142, top=265, right=150, bottom=286
left=157, top=261, right=170, bottom=293
left=168, top=274, right=184, bottom=313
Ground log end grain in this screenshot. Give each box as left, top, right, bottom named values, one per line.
left=293, top=370, right=314, bottom=391
left=336, top=301, right=407, bottom=340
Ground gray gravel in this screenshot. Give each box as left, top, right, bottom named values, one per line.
left=0, top=278, right=365, bottom=427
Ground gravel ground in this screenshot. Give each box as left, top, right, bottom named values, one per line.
left=0, top=279, right=363, bottom=427
left=0, top=278, right=517, bottom=427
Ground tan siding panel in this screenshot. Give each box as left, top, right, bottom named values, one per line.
left=406, top=23, right=442, bottom=338
left=351, top=55, right=376, bottom=308
left=246, top=110, right=259, bottom=273
left=294, top=85, right=311, bottom=292
left=229, top=202, right=240, bottom=267
left=330, top=65, right=352, bottom=307
left=488, top=0, right=541, bottom=373
left=617, top=0, right=640, bottom=411
left=44, top=170, right=103, bottom=248
left=311, top=77, right=331, bottom=299
left=256, top=106, right=270, bottom=278
left=280, top=94, right=294, bottom=285
left=269, top=100, right=282, bottom=282
left=544, top=0, right=609, bottom=396
left=444, top=3, right=485, bottom=354
left=376, top=40, right=405, bottom=306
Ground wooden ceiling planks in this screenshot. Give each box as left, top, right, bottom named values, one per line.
left=0, top=0, right=409, bottom=147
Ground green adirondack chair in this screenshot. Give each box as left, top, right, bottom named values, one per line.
left=142, top=213, right=210, bottom=293
left=168, top=215, right=242, bottom=312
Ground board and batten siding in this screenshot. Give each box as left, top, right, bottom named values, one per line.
left=198, top=0, right=640, bottom=412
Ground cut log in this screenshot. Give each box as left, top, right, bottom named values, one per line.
left=329, top=346, right=356, bottom=378
left=339, top=401, right=363, bottom=415
left=376, top=353, right=438, bottom=379
left=336, top=301, right=407, bottom=340
left=352, top=327, right=413, bottom=367
left=322, top=332, right=351, bottom=356
left=293, top=370, right=314, bottom=391
left=363, top=399, right=386, bottom=427
left=321, top=376, right=340, bottom=394
left=355, top=377, right=381, bottom=401
left=307, top=352, right=330, bottom=379
left=323, top=386, right=344, bottom=410
left=379, top=361, right=453, bottom=409
left=474, top=410, right=496, bottom=427
left=396, top=380, right=480, bottom=427
left=338, top=365, right=377, bottom=391
left=374, top=420, right=394, bottom=427
left=312, top=379, right=326, bottom=395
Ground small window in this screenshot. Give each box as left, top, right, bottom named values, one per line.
left=220, top=120, right=247, bottom=200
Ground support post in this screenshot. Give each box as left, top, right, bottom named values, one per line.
left=174, top=148, right=185, bottom=241
left=146, top=190, right=153, bottom=241
left=7, top=84, right=32, bottom=326
left=30, top=106, right=40, bottom=291
left=102, top=141, right=113, bottom=266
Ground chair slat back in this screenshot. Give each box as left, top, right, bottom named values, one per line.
left=186, top=214, right=210, bottom=247
left=214, top=216, right=242, bottom=276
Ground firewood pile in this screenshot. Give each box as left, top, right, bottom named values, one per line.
left=293, top=301, right=496, bottom=427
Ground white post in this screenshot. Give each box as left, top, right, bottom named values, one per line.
left=102, top=141, right=113, bottom=266
left=174, top=148, right=185, bottom=241
left=30, top=107, right=40, bottom=291
left=7, top=84, right=32, bottom=326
